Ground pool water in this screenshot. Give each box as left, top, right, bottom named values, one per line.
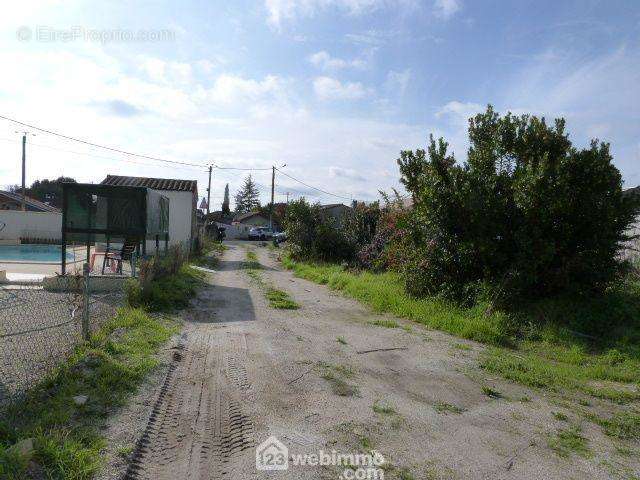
left=0, top=245, right=76, bottom=263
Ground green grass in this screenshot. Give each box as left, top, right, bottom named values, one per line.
left=282, top=254, right=640, bottom=408
left=281, top=254, right=510, bottom=346
left=192, top=239, right=226, bottom=269
left=0, top=307, right=178, bottom=479
left=265, top=288, right=300, bottom=309
left=584, top=411, right=640, bottom=440
left=433, top=402, right=466, bottom=414
left=368, top=319, right=399, bottom=328
left=553, top=412, right=569, bottom=422
left=548, top=426, right=591, bottom=458
left=126, top=265, right=204, bottom=312
left=336, top=336, right=348, bottom=345
left=481, top=386, right=502, bottom=399
left=372, top=401, right=396, bottom=415
left=319, top=364, right=359, bottom=397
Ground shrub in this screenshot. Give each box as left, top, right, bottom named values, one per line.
left=398, top=105, right=639, bottom=304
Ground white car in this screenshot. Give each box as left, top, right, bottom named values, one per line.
left=248, top=227, right=273, bottom=240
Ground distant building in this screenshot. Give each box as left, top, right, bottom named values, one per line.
left=319, top=203, right=352, bottom=226
left=100, top=175, right=198, bottom=251
left=0, top=190, right=60, bottom=212
left=233, top=211, right=270, bottom=226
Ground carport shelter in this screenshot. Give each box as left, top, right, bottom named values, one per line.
left=61, top=183, right=169, bottom=274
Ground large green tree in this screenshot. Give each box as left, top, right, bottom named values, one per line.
left=221, top=184, right=230, bottom=215
left=9, top=176, right=76, bottom=208
left=398, top=105, right=638, bottom=302
left=234, top=175, right=261, bottom=213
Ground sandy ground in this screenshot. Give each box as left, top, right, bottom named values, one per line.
left=100, top=241, right=639, bottom=480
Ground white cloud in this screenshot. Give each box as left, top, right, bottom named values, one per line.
left=313, top=76, right=370, bottom=100
left=205, top=74, right=283, bottom=104
left=436, top=101, right=483, bottom=125
left=385, top=69, right=411, bottom=96
left=329, top=166, right=367, bottom=181
left=264, top=0, right=414, bottom=30
left=433, top=0, right=461, bottom=19
left=308, top=50, right=367, bottom=70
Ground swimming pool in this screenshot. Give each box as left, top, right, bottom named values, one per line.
left=0, top=245, right=76, bottom=263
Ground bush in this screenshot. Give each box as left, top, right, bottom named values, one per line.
left=125, top=246, right=202, bottom=311
left=398, top=105, right=639, bottom=304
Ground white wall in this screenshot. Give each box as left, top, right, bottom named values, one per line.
left=0, top=210, right=62, bottom=243
left=216, top=222, right=252, bottom=240
left=144, top=190, right=194, bottom=252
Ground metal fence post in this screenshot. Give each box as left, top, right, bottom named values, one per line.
left=82, top=263, right=90, bottom=341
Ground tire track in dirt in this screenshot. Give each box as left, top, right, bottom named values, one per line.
left=123, top=328, right=255, bottom=480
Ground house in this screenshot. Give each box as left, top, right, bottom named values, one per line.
left=319, top=203, right=352, bottom=226
left=0, top=190, right=60, bottom=212
left=100, top=175, right=198, bottom=251
left=233, top=212, right=269, bottom=226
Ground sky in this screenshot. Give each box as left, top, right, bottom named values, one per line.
left=0, top=0, right=638, bottom=209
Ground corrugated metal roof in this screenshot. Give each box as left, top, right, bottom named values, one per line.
left=101, top=175, right=197, bottom=192
left=0, top=190, right=61, bottom=213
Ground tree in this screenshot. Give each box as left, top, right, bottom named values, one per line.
left=398, top=105, right=638, bottom=303
left=234, top=175, right=261, bottom=213
left=9, top=176, right=76, bottom=208
left=221, top=184, right=230, bottom=215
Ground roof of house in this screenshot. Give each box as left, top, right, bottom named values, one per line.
left=0, top=190, right=60, bottom=213
left=101, top=175, right=197, bottom=192
left=233, top=211, right=268, bottom=222
left=320, top=203, right=350, bottom=210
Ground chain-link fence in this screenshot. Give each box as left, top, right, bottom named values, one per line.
left=0, top=264, right=125, bottom=406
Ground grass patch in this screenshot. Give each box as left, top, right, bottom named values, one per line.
left=548, top=426, right=591, bottom=458
left=126, top=265, right=204, bottom=312
left=553, top=412, right=569, bottom=422
left=585, top=411, right=640, bottom=440
left=452, top=343, right=471, bottom=351
left=433, top=402, right=466, bottom=414
left=265, top=288, right=300, bottom=310
left=193, top=239, right=225, bottom=269
left=481, top=386, right=502, bottom=399
left=320, top=364, right=359, bottom=397
left=0, top=308, right=178, bottom=479
left=282, top=254, right=640, bottom=411
left=368, top=319, right=399, bottom=328
left=372, top=401, right=396, bottom=415
left=336, top=336, right=348, bottom=345
left=281, top=254, right=510, bottom=346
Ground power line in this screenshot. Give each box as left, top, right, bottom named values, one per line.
left=275, top=168, right=351, bottom=201
left=0, top=114, right=206, bottom=168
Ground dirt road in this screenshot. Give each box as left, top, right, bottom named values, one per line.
left=119, top=242, right=628, bottom=480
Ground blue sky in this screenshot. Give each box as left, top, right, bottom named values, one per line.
left=0, top=0, right=638, bottom=207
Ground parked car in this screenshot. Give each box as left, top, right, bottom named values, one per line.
left=248, top=227, right=273, bottom=240
left=273, top=231, right=287, bottom=244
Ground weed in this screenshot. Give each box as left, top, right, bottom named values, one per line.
left=126, top=265, right=204, bottom=312
left=398, top=468, right=415, bottom=480
left=585, top=411, right=640, bottom=440
left=337, top=336, right=348, bottom=345
left=548, top=426, right=591, bottom=458
left=265, top=288, right=300, bottom=309
left=0, top=308, right=178, bottom=478
left=401, top=325, right=413, bottom=333
left=553, top=412, right=569, bottom=422
left=372, top=401, right=396, bottom=415
left=434, top=402, right=465, bottom=414
left=117, top=444, right=134, bottom=458
left=320, top=364, right=359, bottom=396
left=519, top=396, right=531, bottom=402
left=616, top=445, right=633, bottom=457
left=452, top=343, right=471, bottom=351
left=368, top=319, right=399, bottom=328
left=359, top=436, right=372, bottom=450
left=481, top=386, right=502, bottom=398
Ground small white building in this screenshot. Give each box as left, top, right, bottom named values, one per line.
left=101, top=175, right=198, bottom=251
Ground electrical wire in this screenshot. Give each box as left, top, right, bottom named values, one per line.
left=275, top=167, right=351, bottom=201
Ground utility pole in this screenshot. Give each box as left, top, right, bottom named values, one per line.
left=206, top=165, right=212, bottom=215
left=21, top=133, right=26, bottom=211
left=285, top=192, right=290, bottom=204
left=270, top=166, right=275, bottom=230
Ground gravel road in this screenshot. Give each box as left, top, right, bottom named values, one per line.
left=105, top=241, right=636, bottom=480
